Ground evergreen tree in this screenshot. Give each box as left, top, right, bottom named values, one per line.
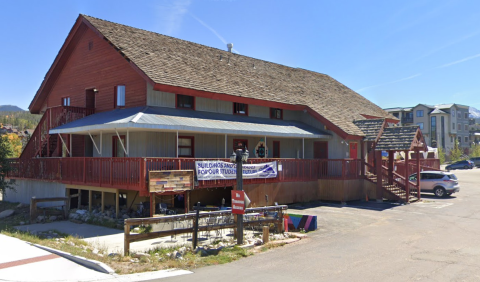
left=0, top=134, right=15, bottom=196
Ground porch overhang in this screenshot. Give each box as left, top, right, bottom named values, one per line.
left=49, top=106, right=331, bottom=139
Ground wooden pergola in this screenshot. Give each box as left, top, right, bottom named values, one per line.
left=374, top=126, right=428, bottom=202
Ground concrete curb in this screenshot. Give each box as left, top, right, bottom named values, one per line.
left=30, top=243, right=115, bottom=274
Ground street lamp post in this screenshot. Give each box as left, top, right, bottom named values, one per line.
left=230, top=146, right=249, bottom=245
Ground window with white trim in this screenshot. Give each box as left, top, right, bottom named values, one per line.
left=62, top=97, right=70, bottom=106
left=115, top=85, right=125, bottom=107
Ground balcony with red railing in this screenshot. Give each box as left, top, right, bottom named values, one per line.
left=6, top=157, right=363, bottom=194
left=20, top=106, right=95, bottom=159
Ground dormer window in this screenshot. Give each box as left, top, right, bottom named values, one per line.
left=115, top=85, right=125, bottom=108
left=270, top=108, right=283, bottom=119
left=62, top=97, right=70, bottom=106
left=177, top=94, right=194, bottom=109
left=233, top=103, right=248, bottom=115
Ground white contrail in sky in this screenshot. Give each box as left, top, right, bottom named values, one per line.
left=189, top=13, right=240, bottom=54
left=437, top=53, right=480, bottom=69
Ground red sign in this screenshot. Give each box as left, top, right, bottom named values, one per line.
left=231, top=190, right=245, bottom=214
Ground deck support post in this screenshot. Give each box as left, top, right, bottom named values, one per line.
left=115, top=189, right=119, bottom=219
left=88, top=190, right=92, bottom=212
left=360, top=140, right=365, bottom=177
left=404, top=150, right=410, bottom=203
left=416, top=149, right=421, bottom=200
left=101, top=191, right=105, bottom=213
left=375, top=150, right=383, bottom=202
left=77, top=189, right=81, bottom=209
left=388, top=151, right=394, bottom=185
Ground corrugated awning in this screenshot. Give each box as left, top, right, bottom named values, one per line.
left=50, top=106, right=331, bottom=139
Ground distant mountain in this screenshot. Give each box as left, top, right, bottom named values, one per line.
left=0, top=105, right=24, bottom=112
left=470, top=107, right=480, bottom=123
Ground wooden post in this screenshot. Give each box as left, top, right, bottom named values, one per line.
left=30, top=197, right=37, bottom=222
left=388, top=151, right=394, bottom=185
left=101, top=191, right=105, bottom=213
left=88, top=190, right=92, bottom=212
left=77, top=189, right=81, bottom=209
left=416, top=150, right=421, bottom=200
left=404, top=150, right=410, bottom=203
left=150, top=193, right=155, bottom=217
left=360, top=140, right=365, bottom=177
left=375, top=150, right=383, bottom=202
left=64, top=198, right=68, bottom=219
left=66, top=188, right=70, bottom=211
left=115, top=189, right=119, bottom=219
left=263, top=226, right=270, bottom=244
left=124, top=221, right=130, bottom=256
left=183, top=192, right=188, bottom=214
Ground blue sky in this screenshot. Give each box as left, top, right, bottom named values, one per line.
left=1, top=0, right=480, bottom=111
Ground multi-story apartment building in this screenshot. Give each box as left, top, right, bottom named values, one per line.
left=382, top=107, right=413, bottom=126
left=385, top=103, right=470, bottom=153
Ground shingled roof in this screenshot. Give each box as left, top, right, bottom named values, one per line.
left=77, top=15, right=395, bottom=137
left=353, top=119, right=385, bottom=141
left=375, top=126, right=425, bottom=151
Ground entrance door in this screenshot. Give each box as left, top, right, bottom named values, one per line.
left=349, top=143, right=358, bottom=159
left=314, top=141, right=328, bottom=159
left=85, top=89, right=96, bottom=110
left=314, top=141, right=328, bottom=176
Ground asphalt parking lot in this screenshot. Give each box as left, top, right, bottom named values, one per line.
left=162, top=167, right=480, bottom=282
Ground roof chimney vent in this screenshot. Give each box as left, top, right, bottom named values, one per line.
left=227, top=43, right=233, bottom=53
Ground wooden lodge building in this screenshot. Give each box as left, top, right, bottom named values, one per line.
left=6, top=15, right=438, bottom=216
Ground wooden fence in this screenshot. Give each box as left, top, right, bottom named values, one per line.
left=123, top=205, right=287, bottom=255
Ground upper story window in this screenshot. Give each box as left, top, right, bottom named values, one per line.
left=452, top=123, right=455, bottom=130
left=458, top=136, right=462, bottom=143
left=115, top=85, right=125, bottom=108
left=392, top=113, right=399, bottom=118
left=178, top=136, right=194, bottom=157
left=62, top=97, right=70, bottom=106
left=465, top=136, right=469, bottom=143
left=465, top=112, right=469, bottom=119
left=458, top=112, right=461, bottom=119
left=417, top=122, right=424, bottom=130
left=416, top=110, right=424, bottom=117
left=233, top=103, right=248, bottom=115
left=465, top=124, right=469, bottom=131
left=458, top=123, right=461, bottom=131
left=177, top=94, right=194, bottom=109
left=270, top=108, right=283, bottom=119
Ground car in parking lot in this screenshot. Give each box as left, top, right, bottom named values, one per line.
left=445, top=160, right=474, bottom=171
left=408, top=171, right=460, bottom=197
left=470, top=157, right=480, bottom=168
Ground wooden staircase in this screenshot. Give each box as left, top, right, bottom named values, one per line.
left=20, top=106, right=94, bottom=159
left=366, top=171, right=418, bottom=203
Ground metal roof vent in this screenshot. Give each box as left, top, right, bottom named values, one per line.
left=227, top=43, right=233, bottom=52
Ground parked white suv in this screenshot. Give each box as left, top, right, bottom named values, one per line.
left=408, top=171, right=460, bottom=197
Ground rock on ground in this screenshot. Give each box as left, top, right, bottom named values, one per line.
left=0, top=209, right=14, bottom=219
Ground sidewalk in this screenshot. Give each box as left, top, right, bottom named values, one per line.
left=0, top=232, right=192, bottom=282
left=0, top=234, right=113, bottom=282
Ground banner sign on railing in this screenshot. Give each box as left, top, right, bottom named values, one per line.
left=195, top=160, right=277, bottom=181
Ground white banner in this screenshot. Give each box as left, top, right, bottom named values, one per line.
left=195, top=161, right=277, bottom=181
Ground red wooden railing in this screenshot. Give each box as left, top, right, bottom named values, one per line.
left=20, top=106, right=95, bottom=159
left=7, top=157, right=363, bottom=193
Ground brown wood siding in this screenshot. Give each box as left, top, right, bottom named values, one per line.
left=46, top=26, right=146, bottom=112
